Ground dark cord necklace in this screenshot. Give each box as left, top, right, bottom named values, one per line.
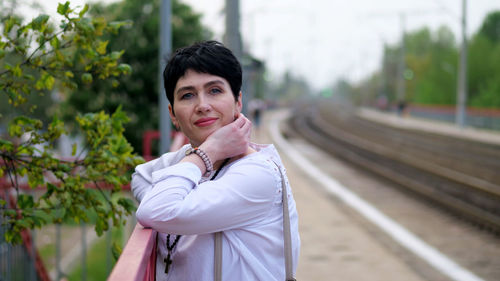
left=164, top=157, right=231, bottom=274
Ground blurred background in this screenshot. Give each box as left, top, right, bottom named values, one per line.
left=2, top=0, right=500, bottom=280
left=4, top=0, right=500, bottom=154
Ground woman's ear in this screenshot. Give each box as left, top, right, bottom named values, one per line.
left=168, top=104, right=178, bottom=129
left=236, top=91, right=243, bottom=113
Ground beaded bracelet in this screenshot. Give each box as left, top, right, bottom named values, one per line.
left=185, top=147, right=213, bottom=176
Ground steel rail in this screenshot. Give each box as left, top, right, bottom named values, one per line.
left=289, top=106, right=500, bottom=233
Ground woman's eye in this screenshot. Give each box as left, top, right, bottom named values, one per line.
left=180, top=93, right=194, bottom=100
left=209, top=88, right=222, bottom=94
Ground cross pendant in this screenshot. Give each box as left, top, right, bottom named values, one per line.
left=164, top=253, right=172, bottom=274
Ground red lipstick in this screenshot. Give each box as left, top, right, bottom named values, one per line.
left=194, top=117, right=217, bottom=127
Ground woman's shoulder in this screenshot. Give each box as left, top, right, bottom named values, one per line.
left=233, top=143, right=280, bottom=166
left=229, top=143, right=284, bottom=182
left=135, top=144, right=190, bottom=174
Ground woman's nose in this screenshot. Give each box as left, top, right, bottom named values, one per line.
left=195, top=95, right=211, bottom=113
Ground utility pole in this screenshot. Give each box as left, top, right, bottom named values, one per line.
left=224, top=0, right=243, bottom=60
left=224, top=0, right=250, bottom=114
left=456, top=0, right=468, bottom=128
left=159, top=0, right=172, bottom=154
left=396, top=13, right=406, bottom=104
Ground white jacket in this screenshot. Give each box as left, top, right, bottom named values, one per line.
left=132, top=143, right=300, bottom=281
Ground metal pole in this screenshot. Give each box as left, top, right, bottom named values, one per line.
left=31, top=229, right=36, bottom=281
left=224, top=0, right=248, bottom=114
left=224, top=0, right=242, bottom=60
left=396, top=13, right=406, bottom=103
left=106, top=220, right=112, bottom=275
left=159, top=0, right=172, bottom=154
left=3, top=191, right=12, bottom=281
left=456, top=0, right=468, bottom=128
left=56, top=224, right=61, bottom=281
left=81, top=223, right=87, bottom=281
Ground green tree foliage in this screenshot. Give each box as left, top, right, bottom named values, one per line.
left=411, top=26, right=458, bottom=105
left=0, top=2, right=143, bottom=244
left=382, top=26, right=458, bottom=105
left=353, top=10, right=500, bottom=109
left=477, top=11, right=500, bottom=43
left=63, top=0, right=210, bottom=155
left=468, top=11, right=500, bottom=108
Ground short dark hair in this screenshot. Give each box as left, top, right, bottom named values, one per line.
left=163, top=40, right=242, bottom=106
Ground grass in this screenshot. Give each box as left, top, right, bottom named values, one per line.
left=66, top=224, right=125, bottom=281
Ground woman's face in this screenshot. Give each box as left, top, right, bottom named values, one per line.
left=168, top=69, right=242, bottom=147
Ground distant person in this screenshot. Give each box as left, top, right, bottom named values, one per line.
left=248, top=98, right=266, bottom=129
left=131, top=41, right=300, bottom=281
left=397, top=100, right=407, bottom=116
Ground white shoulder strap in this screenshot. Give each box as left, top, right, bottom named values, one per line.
left=213, top=161, right=295, bottom=281
left=214, top=231, right=222, bottom=281
left=274, top=161, right=296, bottom=281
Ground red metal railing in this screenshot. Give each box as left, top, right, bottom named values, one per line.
left=107, top=224, right=157, bottom=281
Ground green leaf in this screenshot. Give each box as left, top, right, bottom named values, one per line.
left=23, top=74, right=35, bottom=81
left=0, top=139, right=14, bottom=151
left=79, top=4, right=90, bottom=18
left=8, top=116, right=43, bottom=136
left=117, top=63, right=132, bottom=75
left=50, top=36, right=60, bottom=49
left=108, top=20, right=133, bottom=34
left=112, top=242, right=123, bottom=261
left=12, top=64, right=22, bottom=77
left=17, top=194, right=35, bottom=209
left=96, top=40, right=108, bottom=55
left=4, top=209, right=17, bottom=218
left=110, top=50, right=124, bottom=60
left=35, top=72, right=55, bottom=90
left=57, top=2, right=71, bottom=15
left=5, top=229, right=22, bottom=244
left=3, top=17, right=20, bottom=34
left=31, top=15, right=50, bottom=31
left=71, top=143, right=77, bottom=156
left=76, top=18, right=95, bottom=35
left=82, top=73, right=93, bottom=84
left=17, top=219, right=31, bottom=229
left=48, top=115, right=65, bottom=138
left=45, top=74, right=55, bottom=90
left=117, top=198, right=136, bottom=214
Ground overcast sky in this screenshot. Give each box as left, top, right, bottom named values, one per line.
left=180, top=0, right=500, bottom=91
left=36, top=0, right=500, bottom=91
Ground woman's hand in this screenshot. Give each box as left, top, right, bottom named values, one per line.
left=200, top=114, right=252, bottom=163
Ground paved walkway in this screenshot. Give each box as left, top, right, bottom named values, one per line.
left=358, top=107, right=500, bottom=145
left=252, top=110, right=427, bottom=281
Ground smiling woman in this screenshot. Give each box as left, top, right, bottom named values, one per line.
left=169, top=70, right=243, bottom=148
left=131, top=41, right=300, bottom=281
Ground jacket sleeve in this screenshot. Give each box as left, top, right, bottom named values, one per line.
left=131, top=146, right=188, bottom=202
left=135, top=157, right=279, bottom=235
left=131, top=159, right=158, bottom=202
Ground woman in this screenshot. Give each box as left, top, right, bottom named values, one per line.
left=132, top=41, right=300, bottom=280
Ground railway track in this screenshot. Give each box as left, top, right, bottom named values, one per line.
left=287, top=101, right=500, bottom=233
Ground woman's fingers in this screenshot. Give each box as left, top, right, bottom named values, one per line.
left=233, top=113, right=246, bottom=128
left=200, top=113, right=252, bottom=162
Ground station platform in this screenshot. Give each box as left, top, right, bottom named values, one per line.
left=357, top=107, right=500, bottom=146
left=253, top=107, right=497, bottom=281
left=253, top=109, right=428, bottom=281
